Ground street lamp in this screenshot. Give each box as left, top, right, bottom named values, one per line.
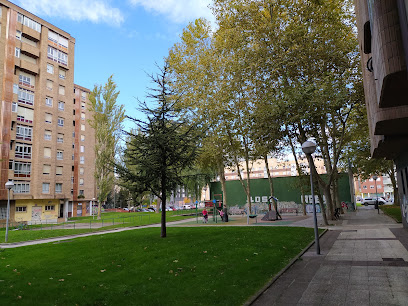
left=92, top=198, right=96, bottom=219
left=302, top=141, right=320, bottom=255
left=373, top=175, right=379, bottom=214
left=5, top=181, right=14, bottom=243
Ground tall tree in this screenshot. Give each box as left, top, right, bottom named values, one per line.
left=119, top=64, right=201, bottom=238
left=88, top=75, right=125, bottom=219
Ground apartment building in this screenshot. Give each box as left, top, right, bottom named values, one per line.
left=224, top=156, right=327, bottom=181
left=0, top=1, right=95, bottom=224
left=355, top=0, right=408, bottom=227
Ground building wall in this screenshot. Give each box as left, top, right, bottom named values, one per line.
left=355, top=0, right=408, bottom=227
left=0, top=1, right=96, bottom=223
left=13, top=199, right=59, bottom=223
left=224, top=156, right=326, bottom=181
left=210, top=174, right=351, bottom=207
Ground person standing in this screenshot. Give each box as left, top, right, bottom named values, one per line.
left=202, top=208, right=208, bottom=223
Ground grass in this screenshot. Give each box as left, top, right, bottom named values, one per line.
left=0, top=212, right=194, bottom=243
left=0, top=226, right=317, bottom=305
left=380, top=205, right=402, bottom=223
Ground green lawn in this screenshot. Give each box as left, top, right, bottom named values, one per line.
left=380, top=205, right=402, bottom=223
left=1, top=212, right=193, bottom=243
left=0, top=227, right=316, bottom=305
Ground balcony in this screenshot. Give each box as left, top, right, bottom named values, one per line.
left=21, top=42, right=39, bottom=58
left=19, top=59, right=39, bottom=75
left=22, top=26, right=40, bottom=41
left=16, top=116, right=33, bottom=125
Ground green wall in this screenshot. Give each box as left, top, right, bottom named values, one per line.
left=210, top=173, right=351, bottom=207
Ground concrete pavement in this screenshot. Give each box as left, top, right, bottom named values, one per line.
left=250, top=207, right=408, bottom=306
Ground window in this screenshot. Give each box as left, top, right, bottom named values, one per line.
left=16, top=206, right=27, bottom=212
left=45, top=205, right=55, bottom=211
left=13, top=161, right=31, bottom=177
left=81, top=135, right=85, bottom=142
left=48, top=31, right=68, bottom=49
left=377, top=185, right=382, bottom=189
left=79, top=178, right=84, bottom=186
left=45, top=113, right=52, bottom=124
left=56, top=166, right=63, bottom=175
left=81, top=92, right=86, bottom=101
left=81, top=124, right=85, bottom=131
left=44, top=147, right=51, bottom=158
left=80, top=156, right=85, bottom=164
left=12, top=102, right=18, bottom=112
left=47, top=64, right=54, bottom=74
left=55, top=183, right=62, bottom=193
left=18, top=88, right=34, bottom=106
left=47, top=46, right=67, bottom=65
left=44, top=130, right=51, bottom=141
left=58, top=101, right=65, bottom=110
left=16, top=125, right=32, bottom=141
left=59, top=68, right=66, bottom=80
left=43, top=164, right=51, bottom=174
left=20, top=15, right=41, bottom=32
left=19, top=73, right=34, bottom=88
left=363, top=186, right=367, bottom=189
left=79, top=190, right=84, bottom=196
left=370, top=186, right=375, bottom=189
left=80, top=167, right=84, bottom=175
left=15, top=47, right=20, bottom=58
left=57, top=150, right=63, bottom=160
left=57, top=133, right=64, bottom=143
left=16, top=30, right=22, bottom=40
left=58, top=117, right=64, bottom=127
left=46, top=80, right=53, bottom=91
left=42, top=183, right=50, bottom=193
left=81, top=102, right=86, bottom=109
left=80, top=145, right=85, bottom=153
left=17, top=106, right=33, bottom=123
left=59, top=86, right=65, bottom=95
left=13, top=182, right=30, bottom=194
left=45, top=97, right=53, bottom=107
left=81, top=113, right=85, bottom=120
left=15, top=143, right=32, bottom=159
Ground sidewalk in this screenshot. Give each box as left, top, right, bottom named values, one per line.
left=251, top=207, right=408, bottom=305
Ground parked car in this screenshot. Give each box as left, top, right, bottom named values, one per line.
left=362, top=197, right=386, bottom=206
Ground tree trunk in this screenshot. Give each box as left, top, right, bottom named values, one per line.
left=315, top=182, right=328, bottom=226
left=389, top=167, right=399, bottom=206
left=264, top=155, right=281, bottom=219
left=161, top=178, right=167, bottom=238
left=301, top=188, right=306, bottom=216
left=218, top=164, right=228, bottom=216
left=97, top=201, right=102, bottom=220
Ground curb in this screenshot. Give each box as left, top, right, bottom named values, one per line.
left=243, top=228, right=328, bottom=306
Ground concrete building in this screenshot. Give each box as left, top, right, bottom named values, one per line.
left=0, top=1, right=95, bottom=224
left=224, top=156, right=327, bottom=181
left=355, top=0, right=408, bottom=227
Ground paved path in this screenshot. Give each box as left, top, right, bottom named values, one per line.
left=251, top=207, right=408, bottom=306
left=0, top=218, right=195, bottom=249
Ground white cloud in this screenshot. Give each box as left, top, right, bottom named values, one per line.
left=14, top=0, right=124, bottom=26
left=129, top=0, right=214, bottom=24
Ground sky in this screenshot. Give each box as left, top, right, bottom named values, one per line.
left=11, top=0, right=215, bottom=130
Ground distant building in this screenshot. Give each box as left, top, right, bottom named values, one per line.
left=355, top=0, right=408, bottom=227
left=223, top=156, right=326, bottom=181
left=0, top=0, right=96, bottom=224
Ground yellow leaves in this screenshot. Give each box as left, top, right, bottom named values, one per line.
left=58, top=279, right=64, bottom=282
left=173, top=259, right=179, bottom=263
left=100, top=269, right=106, bottom=273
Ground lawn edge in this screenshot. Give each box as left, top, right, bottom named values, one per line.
left=243, top=228, right=329, bottom=306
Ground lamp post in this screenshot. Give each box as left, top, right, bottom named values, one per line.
left=302, top=141, right=320, bottom=255
left=5, top=181, right=14, bottom=243
left=92, top=198, right=96, bottom=219
left=373, top=175, right=379, bottom=214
